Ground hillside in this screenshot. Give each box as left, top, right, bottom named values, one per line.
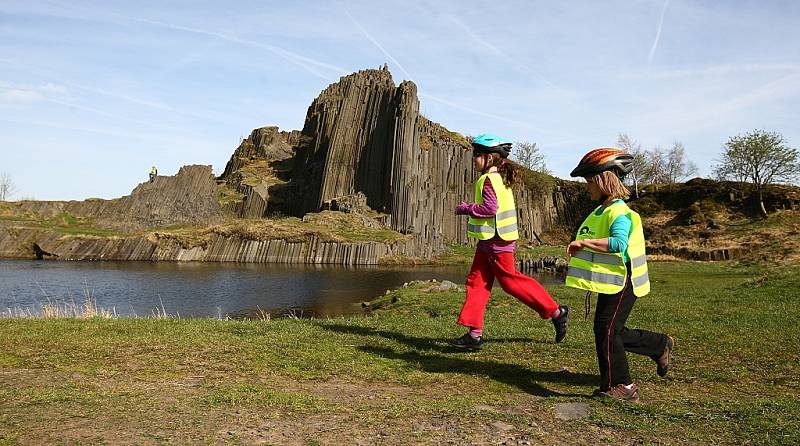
left=630, top=179, right=800, bottom=263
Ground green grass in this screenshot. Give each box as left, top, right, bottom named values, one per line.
left=0, top=262, right=798, bottom=444
left=35, top=213, right=122, bottom=237
left=0, top=206, right=123, bottom=237
left=217, top=184, right=245, bottom=205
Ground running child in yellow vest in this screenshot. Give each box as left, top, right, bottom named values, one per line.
left=450, top=134, right=570, bottom=351
left=566, top=148, right=675, bottom=402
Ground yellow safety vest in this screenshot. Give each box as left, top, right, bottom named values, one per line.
left=467, top=172, right=519, bottom=241
left=565, top=201, right=650, bottom=296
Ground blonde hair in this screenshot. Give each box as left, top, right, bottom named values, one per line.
left=588, top=170, right=629, bottom=201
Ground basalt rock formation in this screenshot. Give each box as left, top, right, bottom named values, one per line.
left=220, top=127, right=300, bottom=218
left=19, top=165, right=222, bottom=231
left=2, top=67, right=591, bottom=264
left=219, top=67, right=590, bottom=250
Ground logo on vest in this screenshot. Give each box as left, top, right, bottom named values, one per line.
left=579, top=226, right=594, bottom=236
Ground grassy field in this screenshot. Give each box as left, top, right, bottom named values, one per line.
left=1, top=261, right=798, bottom=445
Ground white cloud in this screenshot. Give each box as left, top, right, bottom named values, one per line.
left=0, top=89, right=42, bottom=103
left=38, top=82, right=68, bottom=94
left=0, top=82, right=68, bottom=104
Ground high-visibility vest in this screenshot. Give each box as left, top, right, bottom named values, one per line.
left=467, top=172, right=519, bottom=241
left=565, top=201, right=650, bottom=297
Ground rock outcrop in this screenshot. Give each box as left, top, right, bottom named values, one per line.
left=220, top=127, right=300, bottom=219
left=18, top=165, right=222, bottom=231
left=220, top=68, right=591, bottom=250
left=0, top=227, right=435, bottom=265
left=3, top=67, right=593, bottom=265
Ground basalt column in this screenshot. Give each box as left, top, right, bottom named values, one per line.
left=291, top=68, right=397, bottom=215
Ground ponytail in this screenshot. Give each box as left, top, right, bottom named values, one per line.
left=489, top=154, right=518, bottom=187
left=479, top=153, right=519, bottom=186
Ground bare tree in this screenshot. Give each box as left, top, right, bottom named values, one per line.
left=714, top=130, right=800, bottom=217
left=617, top=133, right=647, bottom=195
left=0, top=173, right=15, bottom=201
left=513, top=141, right=549, bottom=173
left=664, top=141, right=699, bottom=188
left=642, top=147, right=669, bottom=187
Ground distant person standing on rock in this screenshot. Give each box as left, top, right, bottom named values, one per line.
left=450, top=134, right=570, bottom=351
left=566, top=148, right=674, bottom=402
left=149, top=165, right=158, bottom=183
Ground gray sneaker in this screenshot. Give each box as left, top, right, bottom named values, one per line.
left=656, top=336, right=675, bottom=377
left=594, top=384, right=640, bottom=402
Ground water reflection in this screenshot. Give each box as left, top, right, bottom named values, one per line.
left=0, top=260, right=562, bottom=319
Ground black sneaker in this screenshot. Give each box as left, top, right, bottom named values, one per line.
left=449, top=333, right=483, bottom=351
left=552, top=306, right=569, bottom=343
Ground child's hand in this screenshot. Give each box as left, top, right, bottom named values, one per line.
left=567, top=240, right=584, bottom=257
left=454, top=202, right=470, bottom=215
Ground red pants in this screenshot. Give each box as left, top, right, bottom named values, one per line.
left=457, top=250, right=558, bottom=329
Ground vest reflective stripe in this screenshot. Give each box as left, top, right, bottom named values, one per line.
left=627, top=211, right=650, bottom=296
left=566, top=266, right=626, bottom=286
left=572, top=249, right=624, bottom=266
left=632, top=270, right=650, bottom=288
left=630, top=253, right=647, bottom=269
left=467, top=224, right=496, bottom=235
left=565, top=201, right=650, bottom=297
left=467, top=173, right=519, bottom=241
left=496, top=209, right=516, bottom=220
left=497, top=223, right=518, bottom=235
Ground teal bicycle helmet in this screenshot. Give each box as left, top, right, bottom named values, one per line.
left=472, top=133, right=512, bottom=158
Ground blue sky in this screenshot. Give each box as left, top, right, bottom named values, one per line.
left=1, top=0, right=798, bottom=200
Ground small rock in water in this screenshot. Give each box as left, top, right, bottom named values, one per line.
left=554, top=402, right=590, bottom=420
left=361, top=302, right=370, bottom=308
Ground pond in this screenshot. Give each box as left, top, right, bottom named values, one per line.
left=0, top=260, right=562, bottom=319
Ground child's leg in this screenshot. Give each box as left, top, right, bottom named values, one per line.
left=456, top=249, right=495, bottom=329
left=594, top=284, right=636, bottom=390
left=618, top=266, right=668, bottom=357
left=492, top=252, right=558, bottom=319
left=621, top=326, right=668, bottom=358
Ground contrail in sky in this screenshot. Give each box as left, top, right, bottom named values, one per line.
left=447, top=15, right=561, bottom=91
left=340, top=6, right=414, bottom=81
left=0, top=82, right=168, bottom=128
left=339, top=4, right=540, bottom=131
left=419, top=93, right=561, bottom=136
left=338, top=7, right=567, bottom=135
left=0, top=57, right=247, bottom=126
left=123, top=16, right=348, bottom=80
left=42, top=1, right=348, bottom=81
left=649, top=0, right=670, bottom=65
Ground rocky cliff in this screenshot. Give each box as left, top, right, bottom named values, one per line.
left=2, top=67, right=590, bottom=264
left=18, top=165, right=222, bottom=231
left=218, top=67, right=590, bottom=248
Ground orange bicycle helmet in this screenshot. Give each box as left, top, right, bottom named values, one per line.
left=570, top=148, right=634, bottom=178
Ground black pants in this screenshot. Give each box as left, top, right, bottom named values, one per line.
left=594, top=270, right=667, bottom=390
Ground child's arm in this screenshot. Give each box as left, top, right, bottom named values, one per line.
left=455, top=181, right=498, bottom=217
left=566, top=214, right=631, bottom=256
